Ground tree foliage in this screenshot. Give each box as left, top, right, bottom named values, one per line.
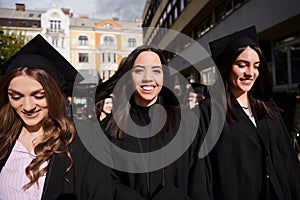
left=0, top=28, right=26, bottom=69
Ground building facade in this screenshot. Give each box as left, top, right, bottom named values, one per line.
left=142, top=0, right=300, bottom=91
left=0, top=3, right=143, bottom=119
left=70, top=17, right=143, bottom=83
left=0, top=3, right=143, bottom=84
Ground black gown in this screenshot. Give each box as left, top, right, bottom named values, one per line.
left=0, top=134, right=113, bottom=200
left=198, top=98, right=300, bottom=200
left=100, top=100, right=213, bottom=200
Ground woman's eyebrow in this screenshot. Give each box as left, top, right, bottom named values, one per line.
left=133, top=65, right=145, bottom=69
left=8, top=88, right=44, bottom=95
left=152, top=65, right=162, bottom=69
left=235, top=59, right=260, bottom=64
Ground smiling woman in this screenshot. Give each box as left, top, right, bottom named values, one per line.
left=8, top=75, right=48, bottom=136
left=94, top=45, right=213, bottom=199
left=131, top=51, right=164, bottom=107
left=0, top=34, right=113, bottom=199
left=198, top=25, right=300, bottom=200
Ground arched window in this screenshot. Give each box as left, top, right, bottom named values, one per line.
left=128, top=38, right=136, bottom=47
left=78, top=35, right=88, bottom=46
left=103, top=36, right=115, bottom=46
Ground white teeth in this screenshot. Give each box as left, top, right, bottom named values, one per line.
left=142, top=86, right=154, bottom=91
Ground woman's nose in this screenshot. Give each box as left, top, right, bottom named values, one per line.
left=245, top=66, right=255, bottom=76
left=22, top=98, right=36, bottom=111
left=143, top=69, right=154, bottom=81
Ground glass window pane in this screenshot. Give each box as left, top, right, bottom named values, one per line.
left=291, top=42, right=300, bottom=83
left=274, top=47, right=288, bottom=85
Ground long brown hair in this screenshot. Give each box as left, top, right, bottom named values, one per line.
left=0, top=67, right=76, bottom=189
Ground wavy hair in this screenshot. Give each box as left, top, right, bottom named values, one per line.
left=0, top=67, right=76, bottom=189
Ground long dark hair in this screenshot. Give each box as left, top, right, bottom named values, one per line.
left=218, top=45, right=276, bottom=123
left=95, top=45, right=178, bottom=139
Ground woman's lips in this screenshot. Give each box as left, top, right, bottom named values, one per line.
left=22, top=110, right=40, bottom=118
left=240, top=78, right=253, bottom=85
left=141, top=85, right=155, bottom=91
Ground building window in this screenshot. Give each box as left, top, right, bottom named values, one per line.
left=216, top=0, right=248, bottom=22
left=101, top=69, right=116, bottom=81
left=273, top=38, right=300, bottom=86
left=174, top=6, right=178, bottom=20
left=21, top=21, right=27, bottom=26
left=291, top=42, right=300, bottom=83
left=101, top=52, right=117, bottom=63
left=6, top=20, right=12, bottom=25
left=50, top=20, right=61, bottom=32
left=102, top=36, right=115, bottom=46
left=128, top=38, right=137, bottom=47
left=52, top=38, right=58, bottom=47
left=180, top=0, right=185, bottom=11
left=194, top=16, right=213, bottom=39
left=79, top=53, right=89, bottom=63
left=108, top=53, right=111, bottom=62
left=32, top=22, right=38, bottom=27
left=114, top=53, right=116, bottom=63
left=78, top=35, right=88, bottom=46
left=37, top=14, right=41, bottom=18
left=102, top=53, right=105, bottom=62
left=28, top=13, right=34, bottom=17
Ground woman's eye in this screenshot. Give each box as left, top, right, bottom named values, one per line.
left=10, top=96, right=21, bottom=100
left=35, top=95, right=45, bottom=100
left=153, top=69, right=162, bottom=74
left=237, top=63, right=247, bottom=68
left=133, top=69, right=144, bottom=73
left=8, top=93, right=21, bottom=100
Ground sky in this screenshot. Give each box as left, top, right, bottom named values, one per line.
left=0, top=0, right=147, bottom=21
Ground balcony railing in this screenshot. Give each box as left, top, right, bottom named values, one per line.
left=46, top=28, right=65, bottom=33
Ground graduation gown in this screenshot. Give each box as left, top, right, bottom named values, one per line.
left=198, top=98, right=300, bottom=200
left=100, top=101, right=213, bottom=200
left=0, top=134, right=113, bottom=200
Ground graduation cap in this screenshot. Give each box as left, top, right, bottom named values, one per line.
left=209, top=25, right=259, bottom=68
left=1, top=34, right=84, bottom=95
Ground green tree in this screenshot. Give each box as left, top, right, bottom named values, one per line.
left=0, top=28, right=26, bottom=69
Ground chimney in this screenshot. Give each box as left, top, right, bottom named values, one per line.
left=112, top=17, right=119, bottom=21
left=61, top=8, right=70, bottom=15
left=16, top=3, right=25, bottom=11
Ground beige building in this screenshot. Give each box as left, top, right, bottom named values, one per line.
left=0, top=3, right=143, bottom=84
left=70, top=17, right=143, bottom=83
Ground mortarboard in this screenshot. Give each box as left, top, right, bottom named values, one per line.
left=209, top=25, right=259, bottom=68
left=1, top=34, right=84, bottom=95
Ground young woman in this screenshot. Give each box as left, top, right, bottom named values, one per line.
left=199, top=26, right=300, bottom=200
left=95, top=95, right=113, bottom=125
left=0, top=34, right=112, bottom=199
left=95, top=45, right=212, bottom=199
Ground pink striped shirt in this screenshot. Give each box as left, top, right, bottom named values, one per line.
left=0, top=141, right=46, bottom=200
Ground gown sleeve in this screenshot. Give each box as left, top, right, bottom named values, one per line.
left=72, top=121, right=114, bottom=200
left=111, top=170, right=147, bottom=200
left=268, top=101, right=300, bottom=199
